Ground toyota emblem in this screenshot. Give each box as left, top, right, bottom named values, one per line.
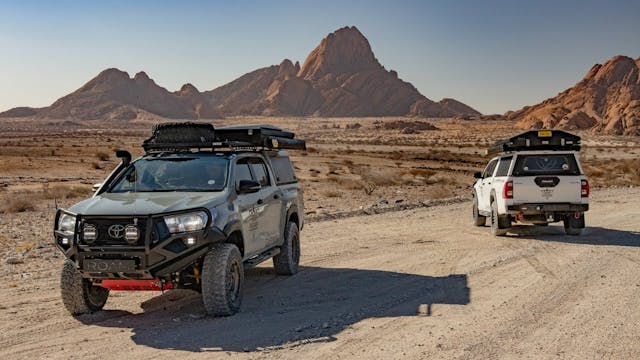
left=108, top=224, right=125, bottom=239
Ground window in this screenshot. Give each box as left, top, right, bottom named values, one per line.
left=483, top=159, right=498, bottom=178
left=250, top=162, right=270, bottom=186
left=109, top=154, right=228, bottom=192
left=495, top=156, right=512, bottom=177
left=235, top=161, right=253, bottom=189
left=512, top=154, right=580, bottom=176
left=269, top=156, right=297, bottom=185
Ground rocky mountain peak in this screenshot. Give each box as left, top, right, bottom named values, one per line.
left=298, top=26, right=382, bottom=80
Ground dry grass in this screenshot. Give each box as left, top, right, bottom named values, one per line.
left=1, top=196, right=36, bottom=213
left=95, top=151, right=110, bottom=161
left=321, top=190, right=342, bottom=198
left=583, top=158, right=640, bottom=187
left=15, top=241, right=35, bottom=253
left=42, top=184, right=91, bottom=199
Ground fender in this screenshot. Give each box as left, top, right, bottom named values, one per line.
left=222, top=219, right=243, bottom=239
left=286, top=204, right=299, bottom=226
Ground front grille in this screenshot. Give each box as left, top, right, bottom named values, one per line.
left=81, top=218, right=147, bottom=246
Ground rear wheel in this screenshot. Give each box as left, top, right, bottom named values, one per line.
left=273, top=221, right=300, bottom=275
left=564, top=213, right=584, bottom=236
left=472, top=195, right=486, bottom=226
left=201, top=243, right=244, bottom=316
left=60, top=260, right=109, bottom=315
left=490, top=201, right=509, bottom=236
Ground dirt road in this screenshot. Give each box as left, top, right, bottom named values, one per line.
left=1, top=188, right=639, bottom=359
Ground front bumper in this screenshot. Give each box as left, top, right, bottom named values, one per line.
left=54, top=209, right=225, bottom=279
left=507, top=203, right=589, bottom=215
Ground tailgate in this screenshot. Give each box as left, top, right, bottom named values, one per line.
left=511, top=153, right=584, bottom=204
left=513, top=175, right=583, bottom=203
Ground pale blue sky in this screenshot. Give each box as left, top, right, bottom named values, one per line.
left=0, top=0, right=638, bottom=114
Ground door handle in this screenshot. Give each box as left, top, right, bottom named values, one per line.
left=257, top=199, right=263, bottom=205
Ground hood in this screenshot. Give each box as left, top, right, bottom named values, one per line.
left=68, top=191, right=227, bottom=216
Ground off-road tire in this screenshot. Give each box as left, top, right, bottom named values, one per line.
left=564, top=214, right=584, bottom=236
left=201, top=243, right=244, bottom=316
left=60, top=260, right=109, bottom=315
left=273, top=221, right=300, bottom=275
left=472, top=194, right=486, bottom=226
left=490, top=201, right=509, bottom=236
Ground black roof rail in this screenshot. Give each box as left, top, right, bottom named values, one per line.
left=487, top=130, right=581, bottom=155
left=142, top=122, right=306, bottom=153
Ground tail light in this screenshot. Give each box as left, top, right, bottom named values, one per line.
left=503, top=180, right=513, bottom=199
left=581, top=179, right=590, bottom=197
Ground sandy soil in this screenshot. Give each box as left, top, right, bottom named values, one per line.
left=0, top=187, right=638, bottom=359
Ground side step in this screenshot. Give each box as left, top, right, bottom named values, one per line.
left=243, top=247, right=280, bottom=269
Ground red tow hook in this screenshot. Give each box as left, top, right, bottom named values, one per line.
left=95, top=279, right=174, bottom=291
left=574, top=211, right=581, bottom=219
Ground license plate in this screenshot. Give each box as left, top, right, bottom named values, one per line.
left=83, top=259, right=136, bottom=272
left=537, top=130, right=552, bottom=137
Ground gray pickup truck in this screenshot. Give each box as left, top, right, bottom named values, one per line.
left=54, top=123, right=305, bottom=316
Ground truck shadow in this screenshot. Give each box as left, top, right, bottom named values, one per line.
left=76, top=266, right=470, bottom=352
left=506, top=225, right=640, bottom=247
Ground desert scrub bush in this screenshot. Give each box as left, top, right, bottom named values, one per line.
left=95, top=151, right=110, bottom=161
left=42, top=184, right=91, bottom=199
left=1, top=196, right=36, bottom=213
left=321, top=189, right=342, bottom=198
left=91, top=161, right=103, bottom=170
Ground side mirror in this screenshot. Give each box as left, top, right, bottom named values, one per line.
left=115, top=150, right=132, bottom=165
left=92, top=183, right=103, bottom=192
left=237, top=180, right=261, bottom=194
left=473, top=171, right=483, bottom=179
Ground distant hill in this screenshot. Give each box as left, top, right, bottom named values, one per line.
left=206, top=26, right=479, bottom=118
left=0, top=26, right=479, bottom=120
left=508, top=55, right=640, bottom=135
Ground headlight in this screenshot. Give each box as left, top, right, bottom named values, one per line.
left=58, top=213, right=76, bottom=236
left=164, top=211, right=208, bottom=233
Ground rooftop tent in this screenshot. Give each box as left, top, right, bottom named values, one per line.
left=142, top=122, right=306, bottom=152
left=216, top=124, right=306, bottom=150
left=487, top=130, right=581, bottom=155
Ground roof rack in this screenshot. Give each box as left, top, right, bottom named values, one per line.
left=487, top=130, right=581, bottom=155
left=142, top=122, right=306, bottom=153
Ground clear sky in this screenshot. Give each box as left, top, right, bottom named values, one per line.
left=0, top=0, right=638, bottom=114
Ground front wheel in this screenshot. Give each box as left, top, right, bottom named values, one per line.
left=201, top=243, right=244, bottom=316
left=60, top=260, right=109, bottom=315
left=273, top=221, right=300, bottom=275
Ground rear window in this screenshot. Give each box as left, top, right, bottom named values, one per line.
left=268, top=156, right=297, bottom=185
left=512, top=154, right=580, bottom=176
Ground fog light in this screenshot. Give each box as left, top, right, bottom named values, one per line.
left=83, top=224, right=97, bottom=243
left=124, top=225, right=139, bottom=244
left=61, top=238, right=69, bottom=245
left=184, top=237, right=196, bottom=246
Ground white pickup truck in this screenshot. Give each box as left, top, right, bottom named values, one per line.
left=472, top=130, right=589, bottom=236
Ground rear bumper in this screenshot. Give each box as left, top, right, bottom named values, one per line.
left=507, top=203, right=589, bottom=215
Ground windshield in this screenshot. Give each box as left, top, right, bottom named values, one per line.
left=109, top=154, right=229, bottom=192
left=512, top=154, right=580, bottom=176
